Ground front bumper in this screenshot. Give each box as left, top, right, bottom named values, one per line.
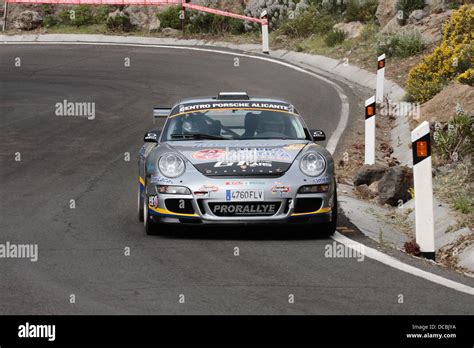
left=142, top=175, right=335, bottom=226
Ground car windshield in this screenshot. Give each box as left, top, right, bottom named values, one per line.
left=163, top=108, right=307, bottom=141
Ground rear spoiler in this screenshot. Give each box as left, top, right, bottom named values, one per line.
left=153, top=108, right=171, bottom=118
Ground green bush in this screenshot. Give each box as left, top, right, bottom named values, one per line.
left=324, top=28, right=346, bottom=46
left=158, top=5, right=182, bottom=30
left=95, top=5, right=116, bottom=24
left=308, top=0, right=347, bottom=14
left=106, top=12, right=133, bottom=32
left=43, top=15, right=57, bottom=28
left=396, top=0, right=425, bottom=25
left=72, top=5, right=94, bottom=27
left=186, top=11, right=246, bottom=35
left=378, top=31, right=425, bottom=58
left=433, top=108, right=473, bottom=163
left=277, top=7, right=335, bottom=38
left=345, top=0, right=379, bottom=23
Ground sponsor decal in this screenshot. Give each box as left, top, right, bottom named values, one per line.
left=215, top=161, right=272, bottom=168
left=284, top=143, right=306, bottom=151
left=198, top=184, right=219, bottom=193
left=191, top=147, right=292, bottom=163
left=271, top=183, right=291, bottom=195
left=192, top=149, right=225, bottom=160
left=212, top=203, right=277, bottom=215
left=148, top=195, right=159, bottom=208
left=224, top=181, right=265, bottom=186
left=176, top=102, right=291, bottom=114
left=313, top=176, right=331, bottom=184
left=150, top=175, right=174, bottom=184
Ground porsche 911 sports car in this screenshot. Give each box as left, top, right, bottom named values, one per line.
left=138, top=92, right=337, bottom=235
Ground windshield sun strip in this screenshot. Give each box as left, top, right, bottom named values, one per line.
left=168, top=107, right=299, bottom=118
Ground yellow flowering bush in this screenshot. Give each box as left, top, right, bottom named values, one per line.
left=457, top=68, right=474, bottom=86
left=406, top=5, right=473, bottom=103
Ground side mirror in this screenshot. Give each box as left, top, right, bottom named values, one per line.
left=310, top=129, right=326, bottom=141
left=144, top=130, right=161, bottom=143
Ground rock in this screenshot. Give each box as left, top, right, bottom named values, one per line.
left=124, top=6, right=160, bottom=32
left=368, top=181, right=379, bottom=195
left=379, top=10, right=452, bottom=45
left=333, top=21, right=364, bottom=40
left=378, top=166, right=414, bottom=206
left=149, top=16, right=160, bottom=32
left=408, top=9, right=427, bottom=24
left=14, top=11, right=42, bottom=30
left=375, top=0, right=397, bottom=27
left=356, top=184, right=376, bottom=200
left=354, top=164, right=388, bottom=186
left=162, top=27, right=181, bottom=37
left=379, top=15, right=401, bottom=36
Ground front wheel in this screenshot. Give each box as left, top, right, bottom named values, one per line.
left=138, top=185, right=144, bottom=222
left=322, top=185, right=338, bottom=236
left=143, top=199, right=157, bottom=235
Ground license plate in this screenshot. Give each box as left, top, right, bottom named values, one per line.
left=226, top=189, right=264, bottom=202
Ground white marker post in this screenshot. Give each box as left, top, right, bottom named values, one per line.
left=260, top=11, right=269, bottom=55
left=376, top=54, right=385, bottom=104
left=412, top=121, right=435, bottom=260
left=2, top=1, right=8, bottom=32
left=364, top=96, right=376, bottom=165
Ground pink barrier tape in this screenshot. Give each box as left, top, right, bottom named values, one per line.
left=182, top=2, right=264, bottom=25
left=6, top=0, right=181, bottom=4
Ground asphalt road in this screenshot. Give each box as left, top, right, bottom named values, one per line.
left=0, top=44, right=473, bottom=314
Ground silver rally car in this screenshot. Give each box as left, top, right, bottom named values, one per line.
left=138, top=92, right=337, bottom=235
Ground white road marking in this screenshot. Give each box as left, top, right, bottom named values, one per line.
left=5, top=39, right=471, bottom=295
left=332, top=233, right=474, bottom=296
left=0, top=40, right=349, bottom=154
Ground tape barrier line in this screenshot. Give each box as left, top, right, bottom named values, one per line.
left=182, top=2, right=264, bottom=25
left=6, top=0, right=180, bottom=4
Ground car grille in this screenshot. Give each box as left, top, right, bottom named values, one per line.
left=208, top=202, right=281, bottom=217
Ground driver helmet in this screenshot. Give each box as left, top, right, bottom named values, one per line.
left=258, top=113, right=285, bottom=134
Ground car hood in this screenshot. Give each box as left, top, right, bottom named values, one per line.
left=167, top=140, right=309, bottom=177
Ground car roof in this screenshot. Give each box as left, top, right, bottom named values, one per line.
left=175, top=96, right=293, bottom=106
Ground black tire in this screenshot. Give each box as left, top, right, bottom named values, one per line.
left=143, top=198, right=157, bottom=235
left=138, top=185, right=144, bottom=222
left=322, top=185, right=338, bottom=236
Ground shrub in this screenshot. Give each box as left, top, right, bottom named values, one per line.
left=157, top=5, right=182, bottom=30
left=405, top=5, right=473, bottom=103
left=106, top=12, right=133, bottom=32
left=457, top=68, right=474, bottom=86
left=433, top=108, right=473, bottom=163
left=277, top=7, right=335, bottom=38
left=344, top=0, right=379, bottom=23
left=378, top=30, right=425, bottom=58
left=186, top=11, right=245, bottom=35
left=95, top=5, right=116, bottom=24
left=396, top=0, right=425, bottom=25
left=324, top=28, right=346, bottom=46
left=71, top=5, right=94, bottom=27
left=454, top=196, right=472, bottom=214
left=43, top=15, right=57, bottom=28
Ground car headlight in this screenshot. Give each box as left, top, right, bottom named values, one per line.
left=299, top=152, right=326, bottom=177
left=158, top=153, right=185, bottom=178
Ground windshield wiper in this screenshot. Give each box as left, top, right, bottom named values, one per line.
left=171, top=133, right=227, bottom=140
